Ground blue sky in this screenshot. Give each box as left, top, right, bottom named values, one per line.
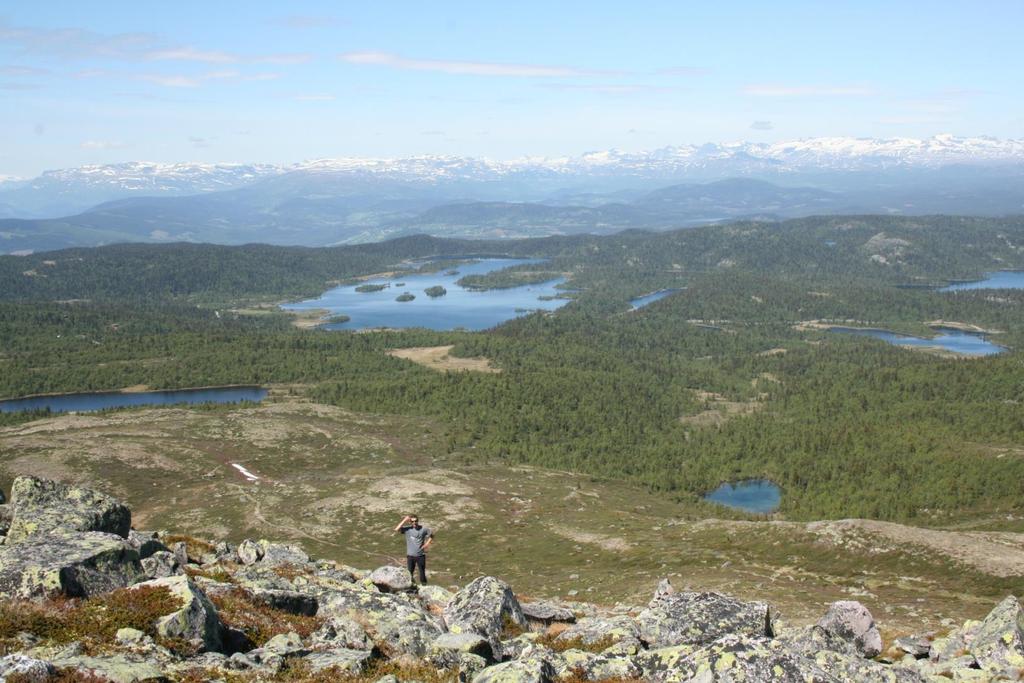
left=1, top=1, right=1021, bottom=176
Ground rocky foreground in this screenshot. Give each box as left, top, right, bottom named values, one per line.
left=0, top=478, right=1021, bottom=682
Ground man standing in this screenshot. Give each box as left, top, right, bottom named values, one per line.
left=394, top=514, right=433, bottom=584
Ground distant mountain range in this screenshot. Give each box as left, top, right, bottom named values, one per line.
left=2, top=135, right=1023, bottom=254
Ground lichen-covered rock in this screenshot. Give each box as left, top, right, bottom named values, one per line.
left=429, top=631, right=494, bottom=667
left=126, top=530, right=167, bottom=559
left=472, top=655, right=556, bottom=683
left=262, top=631, right=307, bottom=657
left=817, top=600, right=883, bottom=658
left=257, top=539, right=309, bottom=567
left=520, top=601, right=576, bottom=627
left=929, top=619, right=981, bottom=664
left=0, top=653, right=55, bottom=682
left=251, top=588, right=319, bottom=616
left=140, top=550, right=181, bottom=580
left=303, top=648, right=374, bottom=674
left=637, top=591, right=771, bottom=648
left=555, top=616, right=639, bottom=647
left=643, top=634, right=833, bottom=683
left=371, top=565, right=413, bottom=593
left=6, top=476, right=131, bottom=544
left=46, top=652, right=169, bottom=683
left=130, top=574, right=223, bottom=652
left=445, top=576, right=527, bottom=662
left=321, top=585, right=444, bottom=657
left=0, top=505, right=14, bottom=537
left=237, top=538, right=263, bottom=565
left=651, top=577, right=676, bottom=604
left=0, top=531, right=143, bottom=598
left=893, top=634, right=932, bottom=658
left=418, top=583, right=455, bottom=611
left=558, top=649, right=641, bottom=681
left=968, top=595, right=1024, bottom=671
left=310, top=616, right=374, bottom=651
left=232, top=564, right=297, bottom=592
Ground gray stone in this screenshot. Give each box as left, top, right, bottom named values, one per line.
left=170, top=541, right=189, bottom=568
left=322, top=584, right=444, bottom=657
left=418, top=583, right=455, bottom=611
left=639, top=634, right=832, bottom=683
left=237, top=538, right=263, bottom=565
left=556, top=616, right=639, bottom=648
left=0, top=654, right=55, bottom=682
left=310, top=616, right=374, bottom=651
left=558, top=649, right=641, bottom=681
left=929, top=620, right=981, bottom=664
left=371, top=564, right=413, bottom=593
left=455, top=652, right=489, bottom=679
left=472, top=656, right=556, bottom=683
left=520, top=601, right=576, bottom=627
left=251, top=588, right=318, bottom=616
left=262, top=631, right=307, bottom=657
left=637, top=591, right=771, bottom=648
left=894, top=634, right=932, bottom=658
left=115, top=627, right=150, bottom=647
left=127, top=530, right=168, bottom=559
left=46, top=652, right=169, bottom=683
left=130, top=574, right=223, bottom=652
left=6, top=476, right=131, bottom=543
left=0, top=505, right=13, bottom=537
left=652, top=577, right=676, bottom=604
left=968, top=595, right=1024, bottom=671
left=140, top=550, right=181, bottom=580
left=430, top=632, right=495, bottom=667
left=257, top=539, right=309, bottom=567
left=817, top=600, right=883, bottom=658
left=0, top=530, right=143, bottom=598
left=303, top=648, right=374, bottom=674
left=232, top=564, right=295, bottom=593
left=444, top=576, right=527, bottom=661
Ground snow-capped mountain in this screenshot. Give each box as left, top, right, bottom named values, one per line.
left=2, top=135, right=1023, bottom=219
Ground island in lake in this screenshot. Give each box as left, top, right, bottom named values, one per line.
left=325, top=314, right=350, bottom=324
left=425, top=286, right=447, bottom=298
left=355, top=283, right=388, bottom=293
left=396, top=292, right=416, bottom=302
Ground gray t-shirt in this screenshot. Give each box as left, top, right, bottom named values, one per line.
left=400, top=525, right=432, bottom=557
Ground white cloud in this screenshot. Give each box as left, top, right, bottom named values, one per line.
left=743, top=84, right=876, bottom=97
left=750, top=120, right=774, bottom=130
left=339, top=51, right=610, bottom=77
left=146, top=47, right=239, bottom=64
left=136, top=71, right=280, bottom=88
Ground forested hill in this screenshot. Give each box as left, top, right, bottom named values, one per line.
left=2, top=214, right=1024, bottom=303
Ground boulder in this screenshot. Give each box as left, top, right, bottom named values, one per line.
left=130, top=574, right=223, bottom=652
left=237, top=538, right=263, bottom=565
left=968, top=595, right=1024, bottom=671
left=637, top=591, right=771, bottom=648
left=45, top=652, right=169, bottom=683
left=929, top=620, right=981, bottom=663
left=140, top=550, right=181, bottom=580
left=472, top=655, right=556, bottom=683
left=127, top=530, right=168, bottom=559
left=0, top=531, right=143, bottom=598
left=303, top=648, right=374, bottom=675
left=893, top=635, right=932, bottom=659
left=6, top=476, right=131, bottom=543
left=558, top=649, right=641, bottom=681
left=250, top=588, right=319, bottom=616
left=257, top=539, right=309, bottom=567
left=779, top=626, right=925, bottom=682
left=321, top=585, right=444, bottom=657
left=0, top=654, right=55, bottom=682
left=817, top=600, right=883, bottom=658
left=444, top=576, right=527, bottom=661
left=0, top=505, right=14, bottom=537
left=555, top=616, right=639, bottom=647
left=170, top=541, right=189, bottom=568
left=309, top=616, right=374, bottom=651
left=520, top=601, right=576, bottom=627
left=370, top=565, right=413, bottom=593
left=640, top=634, right=832, bottom=683
left=418, top=583, right=455, bottom=611
left=261, top=631, right=307, bottom=658
left=429, top=632, right=494, bottom=667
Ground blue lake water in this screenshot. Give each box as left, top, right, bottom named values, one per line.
left=704, top=480, right=781, bottom=514
left=283, top=258, right=570, bottom=331
left=939, top=271, right=1024, bottom=292
left=630, top=289, right=681, bottom=310
left=0, top=387, right=268, bottom=414
left=829, top=327, right=1004, bottom=356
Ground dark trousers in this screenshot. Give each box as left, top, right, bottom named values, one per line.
left=407, top=554, right=427, bottom=583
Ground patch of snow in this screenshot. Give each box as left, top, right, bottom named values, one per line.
left=231, top=463, right=260, bottom=482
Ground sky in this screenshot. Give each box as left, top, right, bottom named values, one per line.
left=1, top=1, right=1022, bottom=177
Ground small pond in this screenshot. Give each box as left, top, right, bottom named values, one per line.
left=829, top=327, right=1004, bottom=356
left=939, top=271, right=1024, bottom=292
left=0, top=386, right=268, bottom=414
left=630, top=288, right=681, bottom=310
left=704, top=480, right=781, bottom=514
left=283, top=258, right=570, bottom=331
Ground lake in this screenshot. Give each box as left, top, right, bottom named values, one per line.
left=939, top=271, right=1024, bottom=292
left=630, top=288, right=681, bottom=310
left=283, top=258, right=570, bottom=331
left=0, top=386, right=268, bottom=414
left=829, top=326, right=1004, bottom=356
left=704, top=480, right=781, bottom=514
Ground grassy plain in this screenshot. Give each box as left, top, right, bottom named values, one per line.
left=1, top=395, right=1020, bottom=637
